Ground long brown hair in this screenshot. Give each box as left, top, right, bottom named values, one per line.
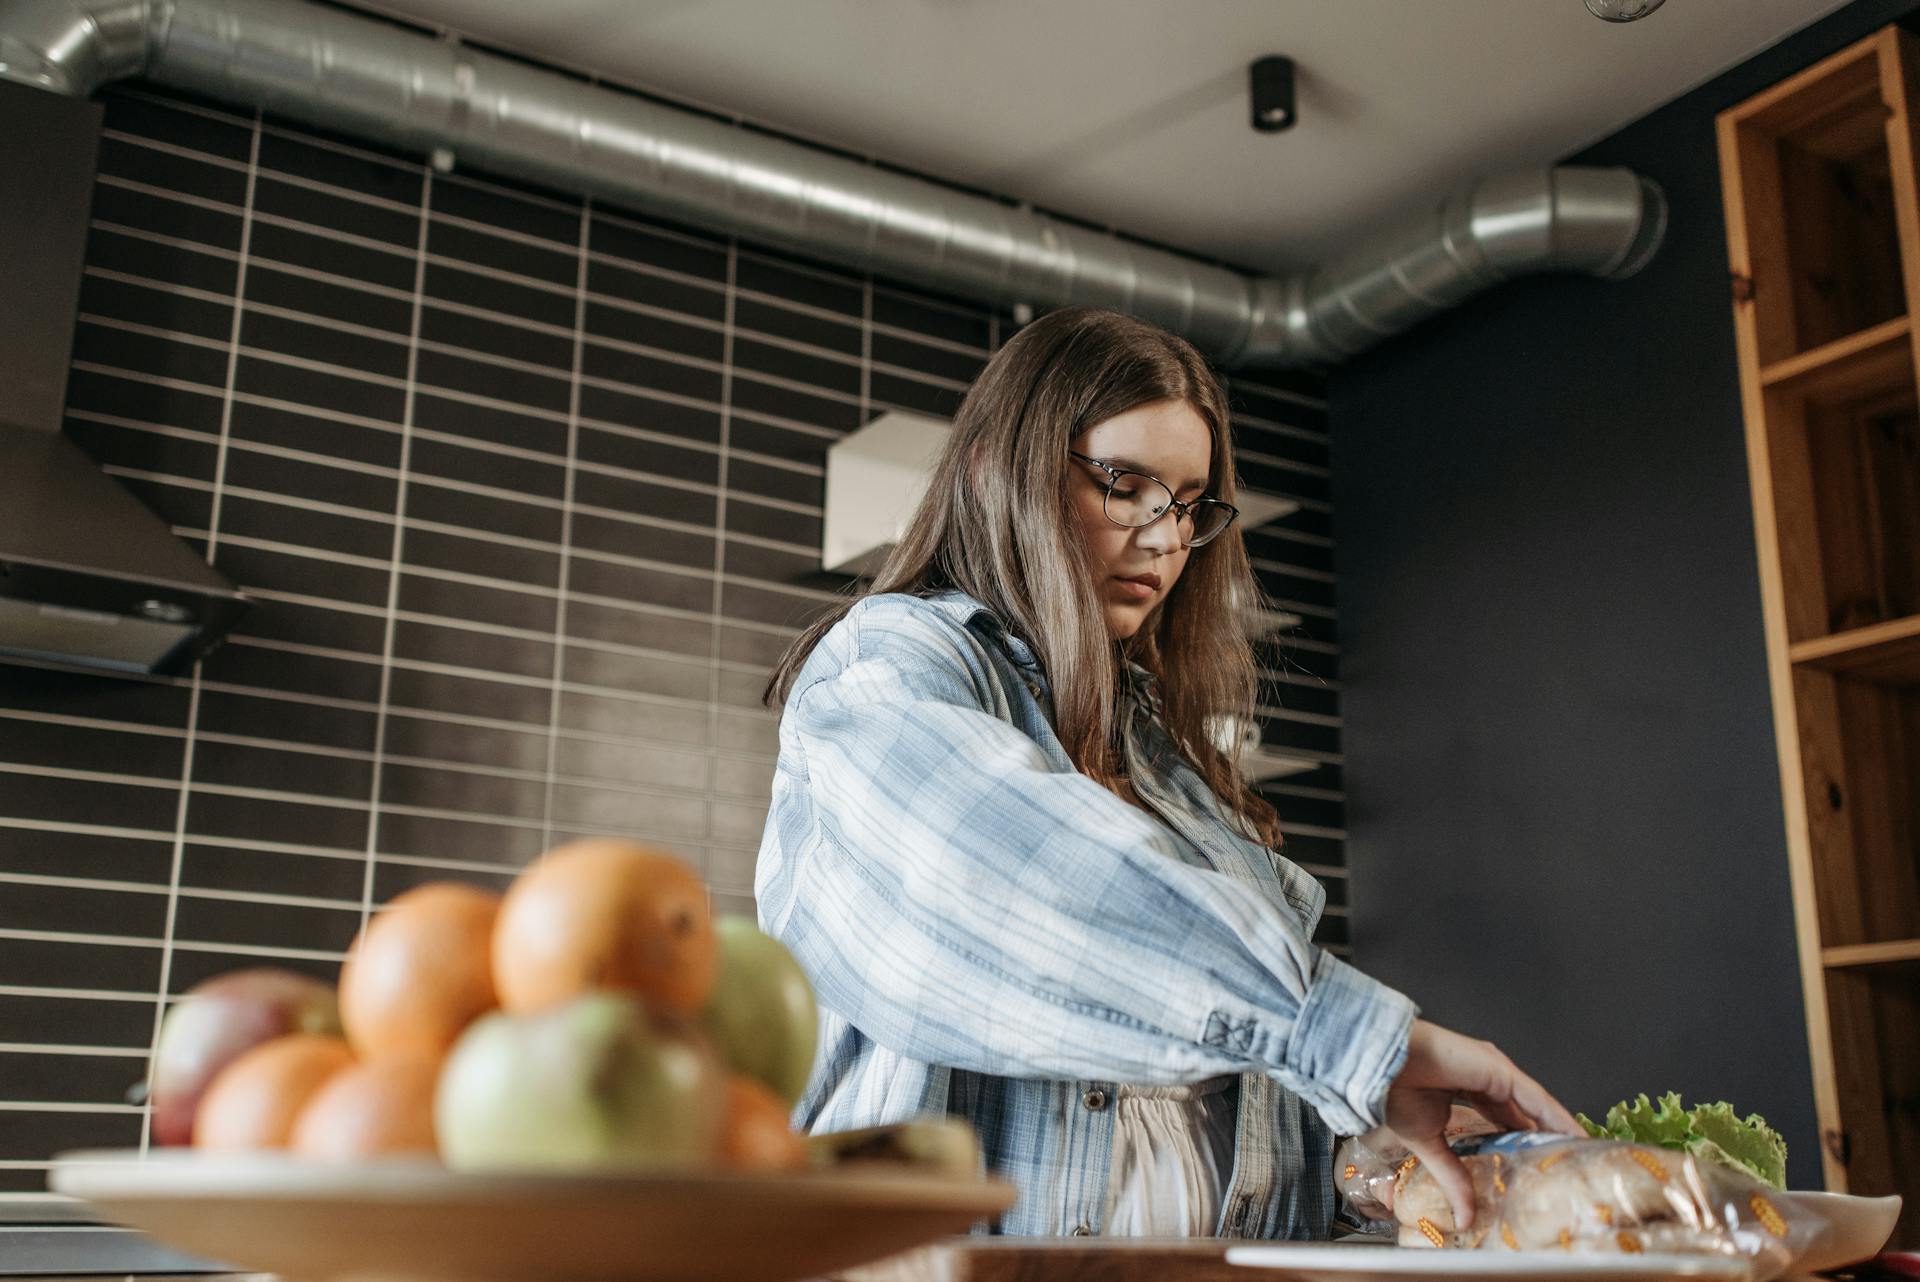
left=765, top=306, right=1282, bottom=849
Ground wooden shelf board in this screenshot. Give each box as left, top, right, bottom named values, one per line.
left=1789, top=613, right=1920, bottom=683
left=1758, top=315, right=1912, bottom=402
left=1720, top=30, right=1883, bottom=132
left=1822, top=938, right=1920, bottom=968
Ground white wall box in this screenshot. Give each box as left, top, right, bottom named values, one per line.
left=822, top=411, right=953, bottom=576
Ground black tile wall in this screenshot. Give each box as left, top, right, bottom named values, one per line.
left=0, top=84, right=1338, bottom=1189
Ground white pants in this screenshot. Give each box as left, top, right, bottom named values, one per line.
left=1101, top=1075, right=1239, bottom=1236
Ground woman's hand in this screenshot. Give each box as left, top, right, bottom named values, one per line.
left=1383, top=1019, right=1583, bottom=1230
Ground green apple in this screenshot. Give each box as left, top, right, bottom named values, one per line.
left=436, top=991, right=724, bottom=1171
left=698, top=917, right=818, bottom=1107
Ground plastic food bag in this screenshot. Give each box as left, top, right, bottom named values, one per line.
left=1334, top=1126, right=1828, bottom=1280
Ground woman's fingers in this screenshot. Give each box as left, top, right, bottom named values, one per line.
left=1401, top=1130, right=1478, bottom=1230
left=1469, top=1066, right=1582, bottom=1136
left=1466, top=1091, right=1540, bottom=1134
left=1509, top=1071, right=1583, bottom=1136
left=1452, top=1039, right=1583, bottom=1137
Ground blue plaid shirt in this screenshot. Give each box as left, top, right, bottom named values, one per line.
left=755, top=590, right=1417, bottom=1237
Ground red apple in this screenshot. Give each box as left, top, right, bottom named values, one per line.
left=147, top=968, right=341, bottom=1145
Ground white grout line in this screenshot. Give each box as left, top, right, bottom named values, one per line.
left=0, top=1043, right=154, bottom=1059
left=166, top=938, right=344, bottom=962
left=359, top=166, right=435, bottom=930
left=0, top=985, right=159, bottom=1003
left=1232, top=410, right=1331, bottom=442
left=0, top=708, right=185, bottom=741
left=101, top=127, right=246, bottom=173
left=0, top=762, right=164, bottom=792
left=859, top=277, right=873, bottom=426
left=430, top=165, right=602, bottom=220
left=7, top=934, right=335, bottom=975
left=141, top=113, right=263, bottom=1156
left=1279, top=822, right=1348, bottom=842
left=0, top=817, right=175, bottom=844
left=258, top=165, right=419, bottom=217
left=94, top=173, right=237, bottom=217
left=1235, top=447, right=1331, bottom=480
left=1250, top=557, right=1337, bottom=585
left=249, top=207, right=411, bottom=262
left=705, top=239, right=741, bottom=848
left=84, top=264, right=231, bottom=308
left=1260, top=667, right=1344, bottom=693
left=255, top=116, right=426, bottom=177
left=542, top=197, right=591, bottom=852
left=0, top=871, right=168, bottom=897
left=0, top=928, right=161, bottom=951
left=89, top=219, right=242, bottom=263
left=1250, top=526, right=1334, bottom=552
left=174, top=834, right=527, bottom=878
left=246, top=252, right=416, bottom=304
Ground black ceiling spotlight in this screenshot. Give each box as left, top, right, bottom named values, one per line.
left=1250, top=55, right=1295, bottom=133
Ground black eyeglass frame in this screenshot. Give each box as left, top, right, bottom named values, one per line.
left=1067, top=450, right=1240, bottom=548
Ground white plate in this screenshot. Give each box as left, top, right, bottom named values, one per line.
left=52, top=1148, right=1017, bottom=1282
left=1778, top=1190, right=1904, bottom=1273
left=1227, top=1190, right=1903, bottom=1282
left=1225, top=1244, right=1751, bottom=1281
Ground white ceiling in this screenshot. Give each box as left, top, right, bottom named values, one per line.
left=371, top=0, right=1854, bottom=274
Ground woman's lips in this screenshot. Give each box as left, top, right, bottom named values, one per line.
left=1114, top=577, right=1157, bottom=602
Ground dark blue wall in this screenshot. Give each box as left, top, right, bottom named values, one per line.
left=1333, top=0, right=1920, bottom=1190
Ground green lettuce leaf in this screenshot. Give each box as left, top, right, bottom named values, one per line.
left=1688, top=1101, right=1788, bottom=1190
left=1604, top=1091, right=1695, bottom=1147
left=1574, top=1093, right=1788, bottom=1190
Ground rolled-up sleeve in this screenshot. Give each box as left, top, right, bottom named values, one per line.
left=756, top=600, right=1416, bottom=1136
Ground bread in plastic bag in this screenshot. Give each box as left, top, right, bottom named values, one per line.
left=1334, top=1126, right=1826, bottom=1280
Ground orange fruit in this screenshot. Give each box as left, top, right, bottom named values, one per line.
left=291, top=1056, right=439, bottom=1161
left=493, top=840, right=716, bottom=1016
left=341, top=883, right=501, bottom=1061
left=193, top=1033, right=354, bottom=1150
left=719, top=1074, right=808, bottom=1172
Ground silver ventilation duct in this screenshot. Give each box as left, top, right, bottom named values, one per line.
left=0, top=0, right=1667, bottom=367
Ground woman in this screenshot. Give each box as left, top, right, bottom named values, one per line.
left=755, top=307, right=1577, bottom=1239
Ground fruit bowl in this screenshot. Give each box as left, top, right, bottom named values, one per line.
left=52, top=1149, right=1019, bottom=1282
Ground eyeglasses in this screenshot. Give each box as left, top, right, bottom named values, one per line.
left=1068, top=451, right=1239, bottom=548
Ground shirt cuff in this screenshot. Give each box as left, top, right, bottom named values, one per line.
left=1284, top=951, right=1418, bottom=1136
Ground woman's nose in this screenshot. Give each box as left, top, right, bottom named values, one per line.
left=1134, top=512, right=1183, bottom=554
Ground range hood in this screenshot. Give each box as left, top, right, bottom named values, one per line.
left=0, top=77, right=247, bottom=675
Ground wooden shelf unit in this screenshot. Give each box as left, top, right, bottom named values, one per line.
left=1823, top=937, right=1920, bottom=968
left=1790, top=612, right=1920, bottom=681
left=1718, top=24, right=1920, bottom=1246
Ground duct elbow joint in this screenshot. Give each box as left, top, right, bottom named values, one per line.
left=0, top=0, right=154, bottom=96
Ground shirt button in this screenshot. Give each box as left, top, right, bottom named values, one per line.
left=1082, top=1089, right=1107, bottom=1111
left=1070, top=1224, right=1092, bottom=1237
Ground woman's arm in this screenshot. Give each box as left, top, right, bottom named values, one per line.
left=756, top=598, right=1416, bottom=1137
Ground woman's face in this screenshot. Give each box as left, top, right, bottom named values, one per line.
left=1069, top=398, right=1215, bottom=640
